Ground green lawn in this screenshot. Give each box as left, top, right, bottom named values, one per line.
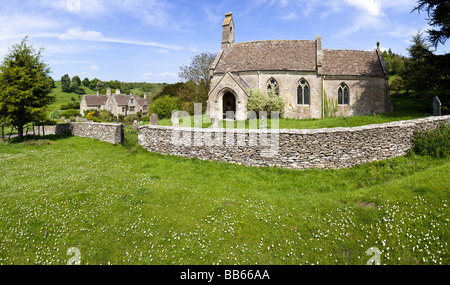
left=0, top=132, right=448, bottom=265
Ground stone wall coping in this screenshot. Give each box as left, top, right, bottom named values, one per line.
left=140, top=115, right=450, bottom=134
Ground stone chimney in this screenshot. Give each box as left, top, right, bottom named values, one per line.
left=116, top=89, right=121, bottom=95
left=221, top=12, right=235, bottom=50
left=106, top=88, right=112, bottom=97
left=144, top=93, right=147, bottom=100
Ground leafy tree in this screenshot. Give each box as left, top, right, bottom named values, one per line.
left=82, top=77, right=90, bottom=87
left=0, top=37, right=54, bottom=139
left=178, top=52, right=216, bottom=90
left=389, top=77, right=405, bottom=95
left=61, top=74, right=71, bottom=92
left=247, top=88, right=285, bottom=118
left=150, top=95, right=180, bottom=119
left=72, top=75, right=81, bottom=87
left=413, top=0, right=450, bottom=48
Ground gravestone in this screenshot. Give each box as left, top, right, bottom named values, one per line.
left=260, top=115, right=267, bottom=129
left=133, top=120, right=139, bottom=130
left=433, top=96, right=441, bottom=116
left=150, top=113, right=158, bottom=125
left=194, top=114, right=200, bottom=125
left=171, top=110, right=179, bottom=126
left=211, top=117, right=219, bottom=128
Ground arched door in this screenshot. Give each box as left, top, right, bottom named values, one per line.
left=222, top=92, right=236, bottom=119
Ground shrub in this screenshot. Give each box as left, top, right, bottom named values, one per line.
left=61, top=102, right=80, bottom=110
left=61, top=109, right=81, bottom=118
left=150, top=95, right=180, bottom=119
left=48, top=110, right=61, bottom=120
left=86, top=111, right=99, bottom=121
left=247, top=88, right=285, bottom=118
left=412, top=123, right=450, bottom=158
left=99, top=110, right=114, bottom=122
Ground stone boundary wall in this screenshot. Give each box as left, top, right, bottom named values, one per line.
left=138, top=115, right=450, bottom=170
left=34, top=123, right=124, bottom=145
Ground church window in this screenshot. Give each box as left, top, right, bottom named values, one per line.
left=267, top=78, right=279, bottom=96
left=297, top=79, right=310, bottom=105
left=338, top=83, right=349, bottom=105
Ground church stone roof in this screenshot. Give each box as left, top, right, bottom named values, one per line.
left=212, top=39, right=387, bottom=78
left=322, top=49, right=385, bottom=77
left=214, top=40, right=317, bottom=73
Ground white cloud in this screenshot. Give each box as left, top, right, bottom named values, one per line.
left=89, top=65, right=100, bottom=70
left=59, top=27, right=102, bottom=41
left=345, top=0, right=383, bottom=17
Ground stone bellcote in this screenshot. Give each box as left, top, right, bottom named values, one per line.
left=221, top=12, right=235, bottom=50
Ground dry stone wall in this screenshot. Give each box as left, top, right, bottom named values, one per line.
left=138, top=116, right=450, bottom=170
left=34, top=123, right=124, bottom=145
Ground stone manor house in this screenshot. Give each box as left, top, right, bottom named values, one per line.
left=80, top=88, right=149, bottom=118
left=207, top=12, right=393, bottom=121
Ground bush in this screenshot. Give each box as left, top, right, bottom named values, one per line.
left=48, top=110, right=61, bottom=120
left=99, top=110, right=114, bottom=122
left=61, top=109, right=81, bottom=118
left=412, top=123, right=450, bottom=158
left=247, top=88, right=285, bottom=118
left=61, top=102, right=80, bottom=110
left=150, top=95, right=180, bottom=119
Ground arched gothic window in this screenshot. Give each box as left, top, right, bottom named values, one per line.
left=338, top=83, right=349, bottom=105
left=297, top=79, right=310, bottom=105
left=267, top=78, right=279, bottom=96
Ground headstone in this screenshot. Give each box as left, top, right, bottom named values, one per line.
left=433, top=96, right=441, bottom=116
left=171, top=110, right=179, bottom=126
left=150, top=113, right=158, bottom=126
left=211, top=117, right=219, bottom=128
left=260, top=115, right=267, bottom=129
left=194, top=114, right=200, bottom=125
left=133, top=120, right=139, bottom=130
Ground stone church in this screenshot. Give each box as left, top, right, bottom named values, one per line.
left=207, top=12, right=392, bottom=121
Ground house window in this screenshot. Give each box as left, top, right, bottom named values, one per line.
left=122, top=107, right=126, bottom=113
left=297, top=79, right=310, bottom=105
left=130, top=106, right=135, bottom=112
left=338, top=83, right=349, bottom=105
left=267, top=78, right=279, bottom=96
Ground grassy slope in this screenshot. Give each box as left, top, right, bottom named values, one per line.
left=49, top=81, right=97, bottom=110
left=0, top=134, right=448, bottom=265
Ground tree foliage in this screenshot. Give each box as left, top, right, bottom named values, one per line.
left=61, top=74, right=71, bottom=92
left=0, top=37, right=54, bottom=138
left=247, top=88, right=285, bottom=118
left=149, top=95, right=180, bottom=119
left=401, top=31, right=449, bottom=113
left=413, top=0, right=450, bottom=48
left=178, top=52, right=216, bottom=90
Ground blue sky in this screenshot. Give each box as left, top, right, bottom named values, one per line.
left=0, top=0, right=447, bottom=84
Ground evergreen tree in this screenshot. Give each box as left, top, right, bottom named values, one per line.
left=0, top=37, right=54, bottom=139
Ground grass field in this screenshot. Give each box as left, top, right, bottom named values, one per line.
left=0, top=131, right=448, bottom=265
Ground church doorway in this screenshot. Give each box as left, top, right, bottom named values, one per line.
left=222, top=92, right=236, bottom=119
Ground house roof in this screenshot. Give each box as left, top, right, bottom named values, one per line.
left=114, top=94, right=148, bottom=106
left=83, top=95, right=108, bottom=106
left=322, top=49, right=386, bottom=77
left=212, top=39, right=387, bottom=77
left=214, top=40, right=318, bottom=73
left=83, top=94, right=148, bottom=107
